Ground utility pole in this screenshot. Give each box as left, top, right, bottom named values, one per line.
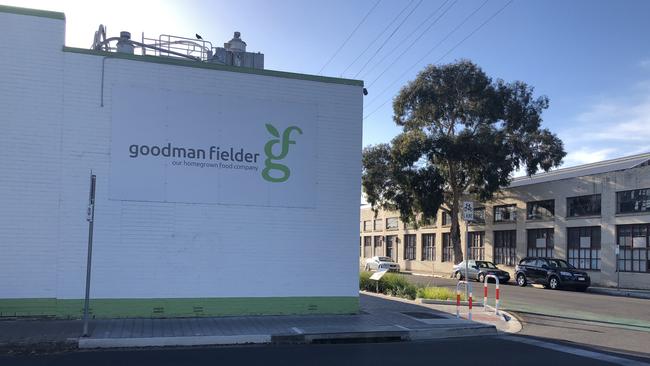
left=82, top=172, right=96, bottom=337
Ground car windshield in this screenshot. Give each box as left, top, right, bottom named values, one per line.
left=547, top=259, right=573, bottom=269
left=377, top=257, right=393, bottom=262
left=477, top=261, right=498, bottom=269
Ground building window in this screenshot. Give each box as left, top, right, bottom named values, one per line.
left=373, top=218, right=383, bottom=231
left=363, top=236, right=372, bottom=258
left=442, top=233, right=454, bottom=262
left=527, top=200, right=555, bottom=220
left=468, top=232, right=485, bottom=260
left=422, top=215, right=436, bottom=228
left=472, top=207, right=486, bottom=224
left=404, top=234, right=416, bottom=260
left=567, top=194, right=601, bottom=217
left=373, top=236, right=383, bottom=256
left=527, top=228, right=554, bottom=257
left=386, top=217, right=399, bottom=231
left=494, top=230, right=516, bottom=266
left=421, top=234, right=435, bottom=261
left=494, top=204, right=517, bottom=223
left=617, top=224, right=649, bottom=273
left=441, top=211, right=452, bottom=226
left=363, top=220, right=372, bottom=232
left=567, top=226, right=601, bottom=270
left=386, top=235, right=397, bottom=261
left=617, top=189, right=650, bottom=214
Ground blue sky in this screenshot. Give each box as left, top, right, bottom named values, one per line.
left=8, top=0, right=650, bottom=168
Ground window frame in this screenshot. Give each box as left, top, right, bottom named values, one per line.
left=493, top=230, right=517, bottom=266
left=567, top=226, right=601, bottom=270
left=527, top=228, right=554, bottom=258
left=421, top=233, right=436, bottom=261
left=373, top=218, right=383, bottom=231
left=616, top=188, right=650, bottom=214
left=468, top=231, right=485, bottom=260
left=385, top=217, right=399, bottom=231
left=566, top=194, right=601, bottom=218
left=404, top=234, right=417, bottom=261
left=442, top=233, right=454, bottom=262
left=494, top=204, right=517, bottom=223
left=441, top=211, right=452, bottom=226
left=617, top=224, right=650, bottom=273
left=526, top=199, right=555, bottom=221
left=472, top=207, right=486, bottom=224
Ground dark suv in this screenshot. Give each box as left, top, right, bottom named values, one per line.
left=515, top=257, right=590, bottom=291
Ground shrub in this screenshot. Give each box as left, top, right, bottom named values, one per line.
left=359, top=271, right=418, bottom=300
left=417, top=286, right=466, bottom=301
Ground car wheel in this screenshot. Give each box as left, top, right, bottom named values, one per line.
left=455, top=271, right=463, bottom=280
left=548, top=276, right=560, bottom=290
left=478, top=273, right=485, bottom=283
left=516, top=274, right=527, bottom=287
left=364, top=264, right=370, bottom=271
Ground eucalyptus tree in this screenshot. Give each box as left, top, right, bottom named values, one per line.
left=362, top=60, right=565, bottom=263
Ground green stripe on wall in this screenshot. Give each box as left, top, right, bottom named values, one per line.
left=0, top=5, right=65, bottom=20
left=0, top=297, right=359, bottom=318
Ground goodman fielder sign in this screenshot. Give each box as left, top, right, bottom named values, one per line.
left=109, top=85, right=317, bottom=207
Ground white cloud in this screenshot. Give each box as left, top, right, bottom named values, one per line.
left=640, top=58, right=650, bottom=69
left=557, top=80, right=650, bottom=167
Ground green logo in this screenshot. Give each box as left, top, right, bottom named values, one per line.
left=262, top=124, right=302, bottom=183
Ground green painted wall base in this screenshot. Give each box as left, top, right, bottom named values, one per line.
left=0, top=296, right=359, bottom=319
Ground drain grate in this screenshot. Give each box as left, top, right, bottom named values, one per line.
left=401, top=311, right=446, bottom=319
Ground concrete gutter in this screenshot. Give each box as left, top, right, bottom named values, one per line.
left=587, top=287, right=650, bottom=300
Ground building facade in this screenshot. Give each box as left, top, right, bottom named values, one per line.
left=0, top=6, right=362, bottom=318
left=360, top=154, right=650, bottom=290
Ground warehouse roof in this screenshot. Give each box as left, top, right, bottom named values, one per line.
left=509, top=152, right=650, bottom=188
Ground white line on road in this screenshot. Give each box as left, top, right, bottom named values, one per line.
left=394, top=324, right=410, bottom=331
left=502, top=335, right=649, bottom=366
left=291, top=327, right=304, bottom=334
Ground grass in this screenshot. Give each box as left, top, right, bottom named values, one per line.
left=359, top=271, right=417, bottom=300
left=360, top=272, right=466, bottom=302
left=417, top=286, right=466, bottom=301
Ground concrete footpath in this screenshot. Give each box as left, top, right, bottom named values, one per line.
left=0, top=293, right=516, bottom=352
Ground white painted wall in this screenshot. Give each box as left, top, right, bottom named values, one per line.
left=0, top=11, right=362, bottom=301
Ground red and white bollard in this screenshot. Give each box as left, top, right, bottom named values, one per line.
left=468, top=289, right=473, bottom=321
left=455, top=280, right=472, bottom=320
left=483, top=274, right=500, bottom=315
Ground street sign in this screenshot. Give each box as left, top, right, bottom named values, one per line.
left=463, top=201, right=474, bottom=221
left=370, top=269, right=389, bottom=281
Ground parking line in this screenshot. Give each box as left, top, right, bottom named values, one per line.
left=502, top=335, right=649, bottom=366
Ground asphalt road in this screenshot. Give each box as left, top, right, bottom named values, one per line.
left=405, top=274, right=650, bottom=359
left=1, top=336, right=639, bottom=366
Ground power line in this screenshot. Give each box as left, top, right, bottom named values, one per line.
left=360, top=0, right=456, bottom=82
left=353, top=0, right=424, bottom=78
left=318, top=0, right=382, bottom=75
left=339, top=0, right=416, bottom=77
left=363, top=0, right=514, bottom=120
left=364, top=0, right=488, bottom=109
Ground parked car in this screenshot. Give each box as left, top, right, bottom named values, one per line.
left=452, top=260, right=510, bottom=283
left=363, top=256, right=400, bottom=272
left=515, top=257, right=590, bottom=291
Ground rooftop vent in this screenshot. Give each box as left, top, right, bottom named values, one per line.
left=90, top=26, right=264, bottom=69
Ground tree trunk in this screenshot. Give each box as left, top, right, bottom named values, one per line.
left=451, top=188, right=464, bottom=264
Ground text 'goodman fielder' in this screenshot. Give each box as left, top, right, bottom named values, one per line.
left=262, top=124, right=302, bottom=183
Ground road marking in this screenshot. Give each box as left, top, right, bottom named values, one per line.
left=503, top=335, right=649, bottom=366
left=394, top=324, right=410, bottom=331
left=291, top=327, right=304, bottom=334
